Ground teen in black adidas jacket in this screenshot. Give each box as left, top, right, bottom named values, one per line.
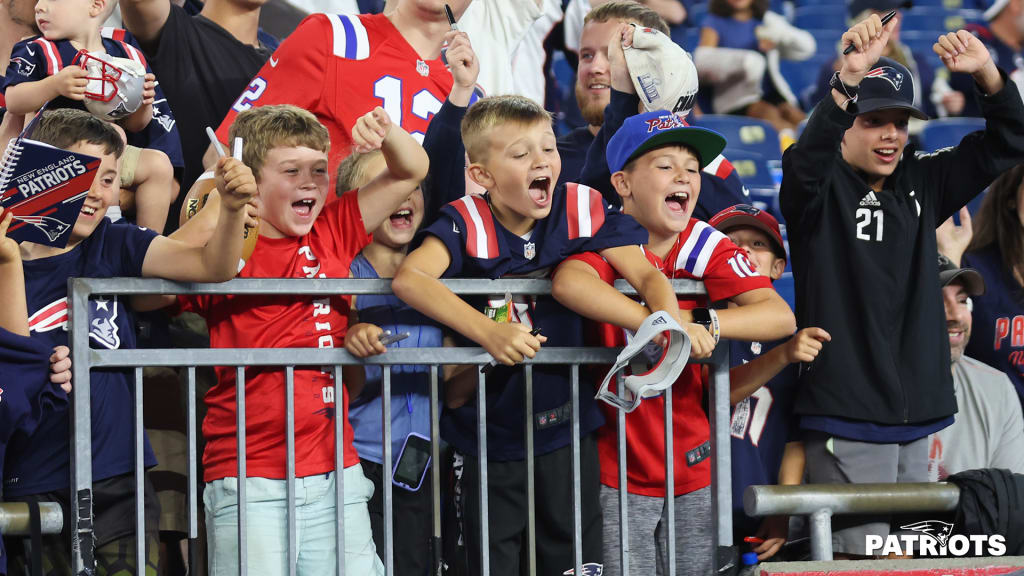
left=780, top=21, right=1024, bottom=431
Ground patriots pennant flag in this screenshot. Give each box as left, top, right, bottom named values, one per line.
left=0, top=137, right=100, bottom=248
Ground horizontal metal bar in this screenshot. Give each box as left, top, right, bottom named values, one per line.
left=70, top=277, right=706, bottom=297
left=91, top=343, right=728, bottom=369
left=0, top=503, right=63, bottom=534
left=744, top=483, right=960, bottom=517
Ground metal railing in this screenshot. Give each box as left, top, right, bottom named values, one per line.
left=68, top=277, right=734, bottom=576
left=744, top=482, right=962, bottom=560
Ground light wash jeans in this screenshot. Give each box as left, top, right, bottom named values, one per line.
left=204, top=465, right=384, bottom=576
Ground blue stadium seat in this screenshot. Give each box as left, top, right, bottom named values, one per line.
left=692, top=115, right=782, bottom=160
left=918, top=117, right=986, bottom=152
left=779, top=55, right=833, bottom=110
left=805, top=28, right=843, bottom=57
left=900, top=7, right=969, bottom=32
left=746, top=186, right=781, bottom=216
left=688, top=2, right=708, bottom=27
left=794, top=0, right=844, bottom=7
left=793, top=6, right=848, bottom=30
left=721, top=153, right=779, bottom=190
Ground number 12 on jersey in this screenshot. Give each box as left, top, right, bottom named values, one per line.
left=855, top=208, right=884, bottom=242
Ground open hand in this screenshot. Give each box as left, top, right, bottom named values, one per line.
left=352, top=106, right=393, bottom=154
left=936, top=207, right=973, bottom=266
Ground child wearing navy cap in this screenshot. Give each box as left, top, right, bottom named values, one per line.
left=552, top=25, right=796, bottom=574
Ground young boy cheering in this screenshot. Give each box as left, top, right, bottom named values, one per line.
left=393, top=94, right=681, bottom=576
left=780, top=15, right=1024, bottom=555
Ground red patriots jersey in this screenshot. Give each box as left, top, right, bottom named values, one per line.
left=215, top=13, right=452, bottom=185
left=180, top=193, right=371, bottom=482
left=568, top=218, right=771, bottom=497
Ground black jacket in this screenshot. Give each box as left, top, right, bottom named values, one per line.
left=780, top=71, right=1024, bottom=425
left=948, top=469, right=1024, bottom=555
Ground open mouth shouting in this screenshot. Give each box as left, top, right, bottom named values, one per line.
left=292, top=198, right=316, bottom=218
left=528, top=176, right=552, bottom=208
left=389, top=207, right=415, bottom=230
left=665, top=190, right=690, bottom=216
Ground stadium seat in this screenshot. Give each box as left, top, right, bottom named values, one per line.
left=721, top=153, right=779, bottom=190
left=779, top=55, right=833, bottom=110
left=793, top=6, right=848, bottom=30
left=805, top=28, right=843, bottom=57
left=918, top=117, right=986, bottom=152
left=692, top=115, right=782, bottom=161
left=899, top=7, right=968, bottom=32
left=688, top=2, right=708, bottom=27
left=899, top=30, right=947, bottom=70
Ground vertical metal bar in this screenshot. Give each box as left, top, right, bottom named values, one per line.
left=430, top=365, right=442, bottom=575
left=663, top=386, right=675, bottom=576
left=286, top=366, right=297, bottom=576
left=523, top=365, right=536, bottom=576
left=382, top=367, right=395, bottom=576
left=570, top=364, right=583, bottom=575
left=333, top=365, right=345, bottom=576
left=477, top=369, right=490, bottom=576
left=809, top=509, right=834, bottom=561
left=134, top=367, right=146, bottom=573
left=237, top=366, right=247, bottom=576
left=187, top=367, right=198, bottom=540
left=709, top=345, right=733, bottom=550
left=617, top=375, right=629, bottom=576
left=69, top=279, right=95, bottom=574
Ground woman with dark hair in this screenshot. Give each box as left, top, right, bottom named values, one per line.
left=943, top=165, right=1024, bottom=409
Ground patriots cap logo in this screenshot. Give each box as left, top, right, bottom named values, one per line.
left=644, top=114, right=688, bottom=133
left=864, top=66, right=905, bottom=91
left=730, top=204, right=762, bottom=216
left=900, top=520, right=954, bottom=547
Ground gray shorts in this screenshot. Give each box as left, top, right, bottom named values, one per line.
left=803, top=431, right=929, bottom=555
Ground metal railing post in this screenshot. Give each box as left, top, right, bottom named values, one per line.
left=383, top=367, right=395, bottom=576
left=285, top=366, right=297, bottom=576
left=186, top=366, right=199, bottom=571
left=134, top=367, right=146, bottom=572
left=570, top=364, right=583, bottom=576
left=524, top=365, right=537, bottom=576
left=236, top=366, right=247, bottom=576
left=333, top=365, right=345, bottom=576
left=477, top=369, right=489, bottom=576
left=809, top=509, right=834, bottom=561
left=710, top=344, right=733, bottom=551
left=430, top=365, right=443, bottom=576
left=663, top=385, right=675, bottom=576
left=69, top=278, right=95, bottom=574
left=617, top=374, right=629, bottom=576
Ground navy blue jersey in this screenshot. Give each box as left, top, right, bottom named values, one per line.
left=0, top=328, right=67, bottom=574
left=414, top=184, right=648, bottom=460
left=728, top=338, right=799, bottom=539
left=4, top=31, right=184, bottom=169
left=964, top=245, right=1024, bottom=409
left=5, top=218, right=159, bottom=497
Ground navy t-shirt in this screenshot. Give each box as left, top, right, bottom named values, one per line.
left=414, top=185, right=648, bottom=460
left=4, top=34, right=184, bottom=169
left=728, top=338, right=799, bottom=539
left=0, top=328, right=67, bottom=574
left=4, top=219, right=159, bottom=497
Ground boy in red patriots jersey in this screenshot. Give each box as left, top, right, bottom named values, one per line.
left=551, top=24, right=795, bottom=576
left=179, top=104, right=427, bottom=575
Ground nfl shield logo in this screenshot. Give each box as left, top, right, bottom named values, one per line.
left=524, top=242, right=536, bottom=260
left=416, top=59, right=430, bottom=77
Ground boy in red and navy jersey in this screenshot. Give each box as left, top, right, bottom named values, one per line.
left=552, top=25, right=795, bottom=575
left=178, top=104, right=427, bottom=575
left=393, top=93, right=681, bottom=576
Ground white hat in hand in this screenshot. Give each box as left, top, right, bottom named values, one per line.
left=623, top=25, right=699, bottom=116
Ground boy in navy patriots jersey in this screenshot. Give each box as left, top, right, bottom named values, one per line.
left=552, top=25, right=795, bottom=576
left=0, top=205, right=72, bottom=576
left=708, top=204, right=829, bottom=562
left=4, top=108, right=255, bottom=574
left=3, top=0, right=184, bottom=232
left=393, top=94, right=682, bottom=576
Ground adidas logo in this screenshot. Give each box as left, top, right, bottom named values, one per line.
left=860, top=191, right=881, bottom=207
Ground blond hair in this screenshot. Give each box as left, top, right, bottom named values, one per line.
left=228, top=105, right=330, bottom=178
left=336, top=149, right=384, bottom=194
left=461, top=95, right=552, bottom=163
left=584, top=1, right=669, bottom=35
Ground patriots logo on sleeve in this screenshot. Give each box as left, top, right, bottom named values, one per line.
left=864, top=66, right=904, bottom=91
left=10, top=56, right=36, bottom=76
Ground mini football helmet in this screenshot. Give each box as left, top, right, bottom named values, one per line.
left=74, top=50, right=146, bottom=121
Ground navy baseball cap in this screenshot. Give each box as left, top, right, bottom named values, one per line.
left=606, top=110, right=727, bottom=173
left=848, top=0, right=911, bottom=18
left=938, top=253, right=985, bottom=295
left=856, top=57, right=929, bottom=120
